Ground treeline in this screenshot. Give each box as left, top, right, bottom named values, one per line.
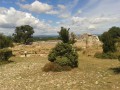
left=33, top=36, right=59, bottom=41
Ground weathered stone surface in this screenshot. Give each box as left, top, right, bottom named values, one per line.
left=75, top=33, right=103, bottom=56
left=76, top=33, right=102, bottom=49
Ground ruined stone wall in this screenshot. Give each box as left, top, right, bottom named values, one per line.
left=75, top=33, right=102, bottom=49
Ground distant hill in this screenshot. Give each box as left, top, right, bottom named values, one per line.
left=33, top=35, right=59, bottom=41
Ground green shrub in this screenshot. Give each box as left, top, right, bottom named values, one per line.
left=94, top=52, right=119, bottom=59
left=0, top=34, right=13, bottom=49
left=0, top=48, right=12, bottom=61
left=48, top=43, right=78, bottom=68
left=55, top=56, right=71, bottom=66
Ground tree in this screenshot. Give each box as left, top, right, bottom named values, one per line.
left=48, top=27, right=78, bottom=68
left=101, top=32, right=116, bottom=53
left=58, top=27, right=76, bottom=44
left=108, top=26, right=120, bottom=42
left=0, top=34, right=13, bottom=61
left=108, top=26, right=120, bottom=39
left=13, top=25, right=34, bottom=44
left=100, top=26, right=120, bottom=53
left=69, top=32, right=77, bottom=44
left=58, top=27, right=70, bottom=43
left=0, top=33, right=13, bottom=49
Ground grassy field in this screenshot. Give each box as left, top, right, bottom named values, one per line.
left=0, top=52, right=120, bottom=90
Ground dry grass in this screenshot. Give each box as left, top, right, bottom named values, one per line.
left=0, top=42, right=120, bottom=90
left=42, top=62, right=72, bottom=72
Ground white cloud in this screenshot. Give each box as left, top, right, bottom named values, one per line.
left=45, top=4, right=71, bottom=18
left=46, top=10, right=59, bottom=15
left=71, top=16, right=86, bottom=24
left=19, top=1, right=71, bottom=18
left=19, top=0, right=53, bottom=13
left=88, top=25, right=96, bottom=30
left=0, top=7, right=57, bottom=35
left=59, top=13, right=71, bottom=18
left=77, top=10, right=82, bottom=14
left=1, top=0, right=120, bottom=35
left=57, top=4, right=66, bottom=10
left=57, top=4, right=71, bottom=18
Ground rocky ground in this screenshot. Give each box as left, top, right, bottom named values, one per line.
left=0, top=53, right=120, bottom=90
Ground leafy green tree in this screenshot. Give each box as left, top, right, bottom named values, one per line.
left=108, top=26, right=120, bottom=39
left=58, top=27, right=76, bottom=44
left=13, top=25, right=34, bottom=44
left=0, top=33, right=13, bottom=49
left=58, top=27, right=70, bottom=43
left=101, top=32, right=116, bottom=53
left=100, top=26, right=120, bottom=53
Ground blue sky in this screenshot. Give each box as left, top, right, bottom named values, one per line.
left=0, top=0, right=120, bottom=35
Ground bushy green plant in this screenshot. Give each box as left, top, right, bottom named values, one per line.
left=48, top=43, right=78, bottom=67
left=0, top=48, right=12, bottom=61
left=58, top=27, right=76, bottom=44
left=101, top=32, right=116, bottom=53
left=0, top=34, right=13, bottom=49
left=100, top=26, right=120, bottom=53
left=55, top=56, right=71, bottom=66
left=58, top=27, right=70, bottom=43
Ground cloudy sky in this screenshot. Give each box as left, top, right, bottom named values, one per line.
left=0, top=0, right=120, bottom=35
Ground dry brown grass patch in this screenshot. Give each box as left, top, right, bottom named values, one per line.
left=42, top=62, right=71, bottom=72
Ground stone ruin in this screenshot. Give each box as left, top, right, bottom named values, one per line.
left=75, top=33, right=103, bottom=56
left=76, top=33, right=102, bottom=49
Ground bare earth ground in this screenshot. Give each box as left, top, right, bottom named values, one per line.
left=0, top=42, right=120, bottom=90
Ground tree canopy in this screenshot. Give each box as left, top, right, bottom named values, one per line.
left=100, top=26, right=120, bottom=53
left=58, top=27, right=76, bottom=44
left=13, top=25, right=34, bottom=44
left=0, top=33, right=13, bottom=49
left=58, top=27, right=70, bottom=43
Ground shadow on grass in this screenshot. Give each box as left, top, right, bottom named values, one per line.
left=109, top=67, right=120, bottom=74
left=0, top=60, right=14, bottom=66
